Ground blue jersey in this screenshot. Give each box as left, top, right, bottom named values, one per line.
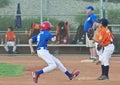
left=31, top=30, right=54, bottom=50
left=84, top=13, right=97, bottom=32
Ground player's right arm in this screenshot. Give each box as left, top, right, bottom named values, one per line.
left=29, top=39, right=35, bottom=55
left=29, top=35, right=37, bottom=55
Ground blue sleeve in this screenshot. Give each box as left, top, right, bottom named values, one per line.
left=91, top=14, right=97, bottom=23
left=31, top=35, right=38, bottom=42
left=47, top=33, right=54, bottom=41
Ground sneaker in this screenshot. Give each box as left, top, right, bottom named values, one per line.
left=89, top=57, right=96, bottom=61
left=32, top=72, right=39, bottom=83
left=13, top=51, right=17, bottom=54
left=97, top=75, right=109, bottom=80
left=69, top=71, right=80, bottom=80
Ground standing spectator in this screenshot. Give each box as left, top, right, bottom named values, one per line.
left=4, top=27, right=17, bottom=54
left=84, top=5, right=98, bottom=60
left=56, top=21, right=70, bottom=44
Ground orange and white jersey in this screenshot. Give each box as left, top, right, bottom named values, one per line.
left=5, top=31, right=16, bottom=41
left=94, top=27, right=114, bottom=46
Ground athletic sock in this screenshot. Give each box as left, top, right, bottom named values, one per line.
left=36, top=69, right=44, bottom=75
left=65, top=71, right=71, bottom=78
left=104, top=66, right=109, bottom=77
left=101, top=65, right=104, bottom=75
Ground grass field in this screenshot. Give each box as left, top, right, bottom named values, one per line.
left=0, top=63, right=25, bottom=77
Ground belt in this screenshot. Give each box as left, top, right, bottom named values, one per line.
left=8, top=40, right=14, bottom=41
left=104, top=42, right=113, bottom=47
left=37, top=47, right=47, bottom=50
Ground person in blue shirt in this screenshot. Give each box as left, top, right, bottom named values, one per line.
left=84, top=5, right=98, bottom=61
left=29, top=21, right=80, bottom=84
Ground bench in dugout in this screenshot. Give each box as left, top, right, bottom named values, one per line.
left=0, top=44, right=87, bottom=54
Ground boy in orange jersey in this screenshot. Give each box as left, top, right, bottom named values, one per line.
left=4, top=27, right=17, bottom=54
left=93, top=18, right=115, bottom=80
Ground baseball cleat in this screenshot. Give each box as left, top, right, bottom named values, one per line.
left=97, top=75, right=109, bottom=80
left=32, top=72, right=39, bottom=83
left=69, top=71, right=80, bottom=80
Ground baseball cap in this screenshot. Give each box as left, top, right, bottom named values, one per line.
left=86, top=6, right=94, bottom=11
left=97, top=18, right=109, bottom=26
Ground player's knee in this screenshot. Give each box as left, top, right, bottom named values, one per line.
left=104, top=63, right=109, bottom=66
left=50, top=63, right=57, bottom=70
left=103, top=61, right=109, bottom=66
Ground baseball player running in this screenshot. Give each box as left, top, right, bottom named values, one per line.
left=29, top=21, right=80, bottom=83
left=93, top=18, right=115, bottom=80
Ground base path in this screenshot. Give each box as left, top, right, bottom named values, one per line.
left=0, top=54, right=120, bottom=85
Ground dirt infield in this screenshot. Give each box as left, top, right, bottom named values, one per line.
left=0, top=54, right=120, bottom=85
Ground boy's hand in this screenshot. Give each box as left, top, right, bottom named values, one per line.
left=31, top=49, right=35, bottom=55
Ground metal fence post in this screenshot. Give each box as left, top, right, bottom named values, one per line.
left=47, top=0, right=50, bottom=21
left=40, top=0, right=43, bottom=24
left=105, top=0, right=108, bottom=19
left=100, top=0, right=103, bottom=18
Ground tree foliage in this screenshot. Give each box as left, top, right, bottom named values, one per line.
left=78, top=0, right=120, bottom=3
left=74, top=8, right=100, bottom=25
left=74, top=8, right=120, bottom=25
left=0, top=0, right=10, bottom=8
left=108, top=9, right=120, bottom=24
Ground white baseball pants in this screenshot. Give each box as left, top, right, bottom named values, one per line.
left=37, top=48, right=67, bottom=73
left=4, top=41, right=16, bottom=52
left=98, top=43, right=115, bottom=66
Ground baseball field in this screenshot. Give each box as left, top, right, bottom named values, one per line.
left=0, top=54, right=120, bottom=85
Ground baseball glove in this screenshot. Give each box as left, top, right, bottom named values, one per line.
left=97, top=44, right=102, bottom=51
left=87, top=28, right=94, bottom=40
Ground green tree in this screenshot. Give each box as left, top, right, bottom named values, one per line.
left=107, top=9, right=120, bottom=24
left=74, top=8, right=100, bottom=25
left=0, top=0, right=10, bottom=8
left=76, top=0, right=120, bottom=3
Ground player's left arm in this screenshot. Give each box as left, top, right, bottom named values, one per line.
left=13, top=32, right=16, bottom=46
left=91, top=15, right=98, bottom=30
left=48, top=33, right=56, bottom=42
left=66, top=22, right=70, bottom=39
left=51, top=36, right=56, bottom=42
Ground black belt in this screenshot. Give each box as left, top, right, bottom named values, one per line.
left=37, top=47, right=47, bottom=50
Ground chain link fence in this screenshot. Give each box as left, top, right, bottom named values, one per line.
left=0, top=0, right=120, bottom=53
left=0, top=0, right=102, bottom=31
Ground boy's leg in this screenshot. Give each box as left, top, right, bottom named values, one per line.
left=50, top=54, right=80, bottom=80
left=37, top=50, right=57, bottom=73
left=32, top=49, right=57, bottom=83
left=12, top=42, right=16, bottom=53
left=98, top=44, right=114, bottom=80
left=4, top=42, right=9, bottom=53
